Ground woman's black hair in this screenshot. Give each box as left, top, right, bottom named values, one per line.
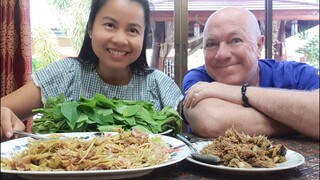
left=78, top=0, right=152, bottom=74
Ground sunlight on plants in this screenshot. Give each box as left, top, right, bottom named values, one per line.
left=296, top=32, right=319, bottom=69
left=32, top=25, right=60, bottom=73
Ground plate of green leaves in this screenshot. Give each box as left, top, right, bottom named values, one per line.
left=31, top=93, right=182, bottom=136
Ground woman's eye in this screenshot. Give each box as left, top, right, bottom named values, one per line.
left=129, top=28, right=139, bottom=34
left=104, top=23, right=115, bottom=28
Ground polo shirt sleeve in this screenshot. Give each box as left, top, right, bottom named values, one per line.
left=259, top=60, right=319, bottom=90
left=295, top=64, right=319, bottom=90
left=182, top=65, right=213, bottom=95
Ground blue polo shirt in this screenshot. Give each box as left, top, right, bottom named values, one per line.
left=182, top=59, right=319, bottom=94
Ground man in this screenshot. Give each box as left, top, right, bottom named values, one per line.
left=182, top=7, right=319, bottom=139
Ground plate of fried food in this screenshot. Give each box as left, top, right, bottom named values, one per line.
left=1, top=129, right=189, bottom=180
left=186, top=128, right=305, bottom=174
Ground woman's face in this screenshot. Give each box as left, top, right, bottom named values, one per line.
left=89, top=0, right=145, bottom=71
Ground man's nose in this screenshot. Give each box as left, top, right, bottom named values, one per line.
left=215, top=43, right=231, bottom=60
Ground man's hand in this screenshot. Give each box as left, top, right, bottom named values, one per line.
left=184, top=82, right=235, bottom=108
left=183, top=82, right=214, bottom=108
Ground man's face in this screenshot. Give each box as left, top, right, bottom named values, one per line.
left=203, top=11, right=263, bottom=85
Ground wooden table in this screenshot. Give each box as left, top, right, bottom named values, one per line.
left=1, top=134, right=319, bottom=180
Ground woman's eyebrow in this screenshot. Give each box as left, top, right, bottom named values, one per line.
left=101, top=16, right=118, bottom=24
left=128, top=23, right=143, bottom=30
left=101, top=16, right=143, bottom=30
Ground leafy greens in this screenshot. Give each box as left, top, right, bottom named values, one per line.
left=31, top=93, right=182, bottom=136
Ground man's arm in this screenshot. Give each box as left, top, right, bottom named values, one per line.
left=246, top=87, right=319, bottom=139
left=183, top=82, right=319, bottom=139
left=183, top=98, right=296, bottom=138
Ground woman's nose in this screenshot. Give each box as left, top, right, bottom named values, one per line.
left=111, top=31, right=128, bottom=45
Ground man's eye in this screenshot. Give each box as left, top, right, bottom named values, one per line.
left=205, top=42, right=218, bottom=48
left=231, top=38, right=242, bottom=43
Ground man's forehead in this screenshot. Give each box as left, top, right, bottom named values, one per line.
left=205, top=20, right=247, bottom=34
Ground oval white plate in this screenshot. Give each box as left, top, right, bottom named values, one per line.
left=186, top=141, right=305, bottom=174
left=1, top=132, right=190, bottom=180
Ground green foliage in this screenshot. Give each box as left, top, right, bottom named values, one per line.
left=32, top=0, right=90, bottom=73
left=31, top=25, right=60, bottom=73
left=32, top=93, right=182, bottom=136
left=47, top=0, right=72, bottom=10
left=46, top=0, right=90, bottom=54
left=297, top=29, right=309, bottom=40
left=67, top=1, right=90, bottom=54
left=296, top=34, right=319, bottom=68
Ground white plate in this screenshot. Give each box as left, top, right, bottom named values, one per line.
left=1, top=132, right=190, bottom=180
left=186, top=141, right=305, bottom=174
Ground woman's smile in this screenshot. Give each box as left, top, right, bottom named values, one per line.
left=107, top=48, right=128, bottom=56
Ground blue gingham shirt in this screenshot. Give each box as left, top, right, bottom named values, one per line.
left=32, top=58, right=183, bottom=111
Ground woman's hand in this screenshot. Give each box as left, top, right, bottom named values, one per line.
left=1, top=107, right=26, bottom=141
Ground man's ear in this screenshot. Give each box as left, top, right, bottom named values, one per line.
left=257, top=35, right=265, bottom=58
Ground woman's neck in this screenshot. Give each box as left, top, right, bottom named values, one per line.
left=96, top=66, right=132, bottom=85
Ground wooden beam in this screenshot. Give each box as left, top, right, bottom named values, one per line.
left=187, top=33, right=203, bottom=44
left=151, top=9, right=319, bottom=21
left=188, top=40, right=203, bottom=56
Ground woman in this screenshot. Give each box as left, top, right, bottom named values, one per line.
left=1, top=0, right=183, bottom=141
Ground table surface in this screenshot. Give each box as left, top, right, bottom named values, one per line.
left=1, top=134, right=319, bottom=180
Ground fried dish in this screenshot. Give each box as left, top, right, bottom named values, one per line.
left=200, top=128, right=287, bottom=168
left=1, top=130, right=172, bottom=171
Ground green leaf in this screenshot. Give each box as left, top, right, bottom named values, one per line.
left=97, top=113, right=114, bottom=124
left=122, top=105, right=141, bottom=117
left=51, top=106, right=65, bottom=119
left=113, top=114, right=125, bottom=121
left=153, top=115, right=167, bottom=120
left=76, top=114, right=89, bottom=123
left=94, top=93, right=117, bottom=109
left=123, top=116, right=136, bottom=126
left=131, top=125, right=152, bottom=133
left=97, top=125, right=123, bottom=132
left=45, top=93, right=65, bottom=108
left=55, top=121, right=67, bottom=129
left=97, top=108, right=113, bottom=116
left=135, top=107, right=153, bottom=121
left=157, top=106, right=170, bottom=116
left=61, top=101, right=79, bottom=129
left=86, top=109, right=104, bottom=124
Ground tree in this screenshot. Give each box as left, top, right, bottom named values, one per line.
left=31, top=0, right=89, bottom=72
left=31, top=25, right=60, bottom=73
left=47, top=0, right=89, bottom=54
left=296, top=32, right=319, bottom=69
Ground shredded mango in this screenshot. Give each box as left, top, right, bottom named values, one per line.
left=1, top=130, right=171, bottom=171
